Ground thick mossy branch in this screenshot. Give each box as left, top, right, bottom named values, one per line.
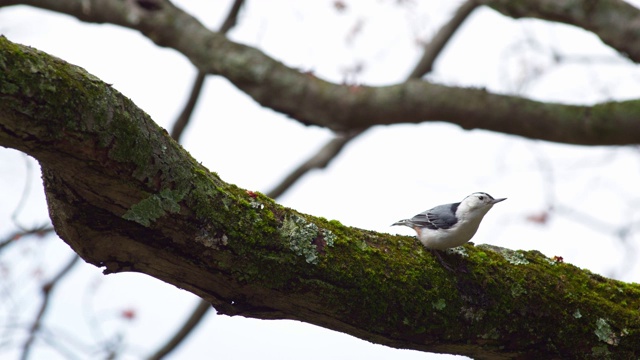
left=1, top=37, right=640, bottom=359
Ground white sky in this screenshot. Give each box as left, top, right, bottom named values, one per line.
left=1, top=1, right=640, bottom=359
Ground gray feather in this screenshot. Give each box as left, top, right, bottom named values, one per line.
left=392, top=202, right=459, bottom=230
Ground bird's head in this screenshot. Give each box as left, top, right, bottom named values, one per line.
left=459, top=192, right=506, bottom=217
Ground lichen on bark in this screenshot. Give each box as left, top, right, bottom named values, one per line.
left=1, top=35, right=640, bottom=359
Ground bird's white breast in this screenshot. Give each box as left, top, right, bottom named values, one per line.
left=417, top=216, right=483, bottom=250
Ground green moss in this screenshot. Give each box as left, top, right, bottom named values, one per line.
left=5, top=35, right=640, bottom=357
left=105, top=109, right=156, bottom=170
left=1, top=37, right=83, bottom=139
left=188, top=168, right=224, bottom=221
left=510, top=283, right=527, bottom=297
left=591, top=345, right=611, bottom=358
left=591, top=100, right=640, bottom=139
left=310, top=229, right=464, bottom=335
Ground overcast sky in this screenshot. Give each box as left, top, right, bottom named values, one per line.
left=1, top=1, right=640, bottom=359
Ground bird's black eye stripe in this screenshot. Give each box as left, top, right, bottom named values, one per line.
left=476, top=192, right=493, bottom=201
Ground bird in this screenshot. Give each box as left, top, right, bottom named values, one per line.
left=392, top=192, right=506, bottom=251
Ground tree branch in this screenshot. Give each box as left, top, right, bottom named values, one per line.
left=0, top=225, right=54, bottom=251
left=20, top=255, right=80, bottom=360
left=266, top=0, right=481, bottom=200
left=169, top=72, right=205, bottom=142
left=146, top=300, right=211, bottom=360
left=265, top=132, right=358, bottom=199
left=156, top=1, right=246, bottom=358
left=481, top=0, right=640, bottom=61
left=408, top=0, right=480, bottom=78
left=1, top=36, right=639, bottom=359
left=2, top=0, right=640, bottom=144
left=169, top=0, right=244, bottom=142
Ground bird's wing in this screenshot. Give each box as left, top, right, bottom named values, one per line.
left=410, top=203, right=459, bottom=230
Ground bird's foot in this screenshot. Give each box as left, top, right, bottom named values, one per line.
left=430, top=249, right=454, bottom=272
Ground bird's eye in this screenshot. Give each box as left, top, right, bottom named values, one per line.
left=478, top=196, right=484, bottom=200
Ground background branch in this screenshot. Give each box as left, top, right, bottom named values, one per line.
left=2, top=0, right=640, bottom=144
left=169, top=0, right=244, bottom=141
left=408, top=0, right=479, bottom=78
left=20, top=255, right=80, bottom=360
left=1, top=36, right=640, bottom=359
left=481, top=0, right=640, bottom=61
left=0, top=225, right=54, bottom=251
left=150, top=1, right=246, bottom=359
left=145, top=300, right=211, bottom=360
left=152, top=4, right=491, bottom=354
left=3, top=1, right=640, bottom=358
left=169, top=72, right=205, bottom=141
left=267, top=0, right=482, bottom=199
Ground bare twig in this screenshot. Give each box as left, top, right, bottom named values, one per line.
left=14, top=3, right=477, bottom=360
left=409, top=0, right=479, bottom=78
left=20, top=255, right=81, bottom=360
left=0, top=225, right=54, bottom=252
left=37, top=328, right=84, bottom=360
left=218, top=0, right=244, bottom=33
left=170, top=72, right=206, bottom=141
left=4, top=1, right=640, bottom=143
left=169, top=0, right=245, bottom=142
left=146, top=300, right=211, bottom=360
left=266, top=131, right=360, bottom=199
left=10, top=154, right=34, bottom=230
left=266, top=0, right=480, bottom=199
left=147, top=1, right=246, bottom=359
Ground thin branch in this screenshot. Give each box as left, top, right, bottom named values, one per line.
left=36, top=328, right=83, bottom=360
left=148, top=1, right=246, bottom=359
left=2, top=39, right=640, bottom=357
left=4, top=0, right=640, bottom=143
left=20, top=255, right=81, bottom=360
left=3, top=5, right=474, bottom=356
left=10, top=153, right=34, bottom=230
left=555, top=204, right=625, bottom=235
left=0, top=225, right=54, bottom=252
left=265, top=132, right=359, bottom=199
left=481, top=0, right=640, bottom=62
left=218, top=0, right=244, bottom=34
left=37, top=325, right=94, bottom=359
left=266, top=0, right=480, bottom=199
left=145, top=300, right=211, bottom=360
left=169, top=0, right=245, bottom=142
left=408, top=0, right=479, bottom=78
left=169, top=72, right=205, bottom=141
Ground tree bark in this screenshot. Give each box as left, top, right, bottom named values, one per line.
left=482, top=0, right=640, bottom=61
left=2, top=0, right=640, bottom=145
left=1, top=36, right=639, bottom=360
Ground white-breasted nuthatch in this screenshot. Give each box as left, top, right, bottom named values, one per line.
left=392, top=192, right=506, bottom=250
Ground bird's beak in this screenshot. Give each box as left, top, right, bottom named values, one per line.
left=491, top=198, right=507, bottom=204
